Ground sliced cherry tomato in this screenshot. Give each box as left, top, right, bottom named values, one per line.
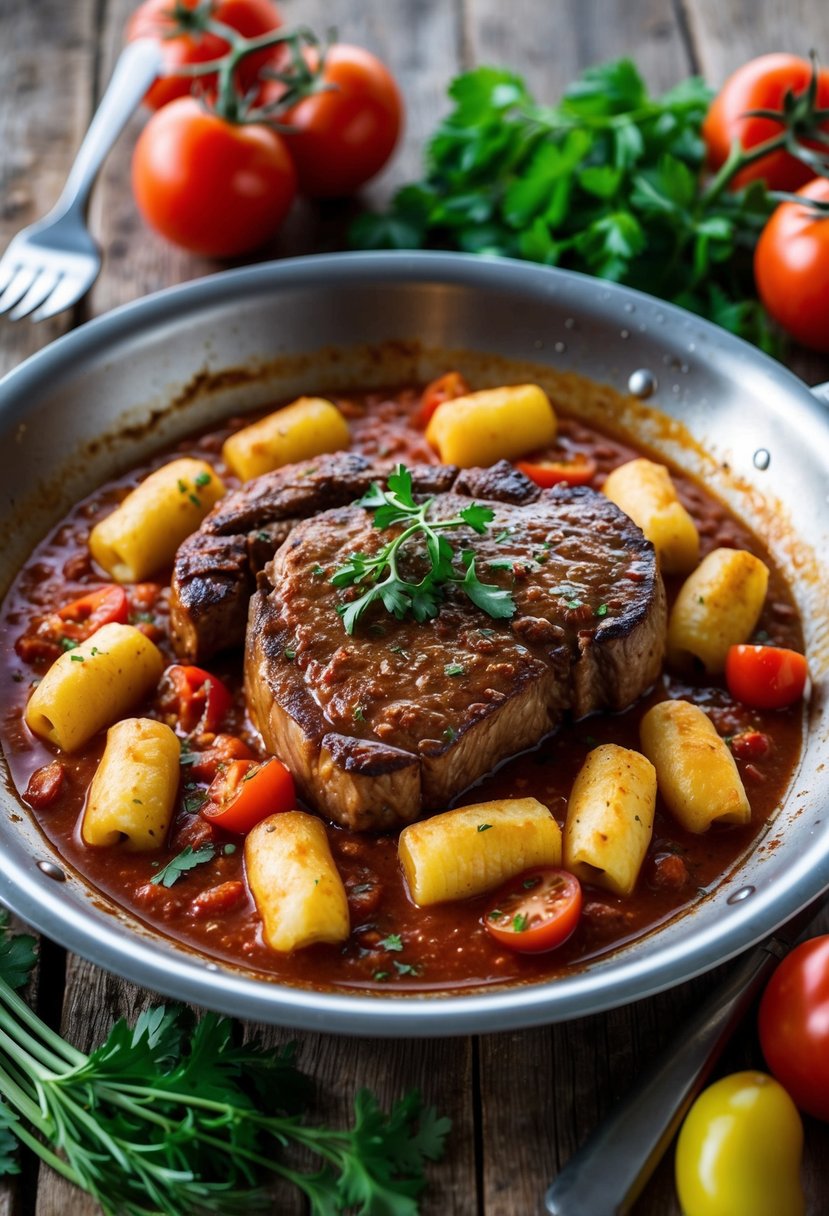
left=132, top=97, right=297, bottom=257
left=127, top=0, right=283, bottom=112
left=275, top=44, right=403, bottom=197
left=202, top=757, right=294, bottom=834
left=730, top=730, right=771, bottom=761
left=754, top=177, right=829, bottom=353
left=49, top=584, right=129, bottom=642
left=414, top=371, right=470, bottom=428
left=159, top=664, right=233, bottom=734
left=725, top=644, right=808, bottom=709
left=703, top=53, right=829, bottom=191
left=758, top=935, right=829, bottom=1121
left=516, top=453, right=597, bottom=488
left=185, top=733, right=256, bottom=781
left=483, top=868, right=582, bottom=954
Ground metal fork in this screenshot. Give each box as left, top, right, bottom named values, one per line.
left=0, top=38, right=163, bottom=323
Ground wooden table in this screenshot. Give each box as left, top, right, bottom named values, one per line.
left=2, top=1, right=828, bottom=1212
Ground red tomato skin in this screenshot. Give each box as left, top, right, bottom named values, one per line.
left=51, top=584, right=129, bottom=641
left=414, top=371, right=470, bottom=428
left=131, top=98, right=297, bottom=257
left=754, top=177, right=829, bottom=353
left=725, top=644, right=809, bottom=709
left=202, top=756, right=295, bottom=834
left=516, top=455, right=597, bottom=488
left=277, top=45, right=403, bottom=198
left=483, top=869, right=582, bottom=954
left=758, top=935, right=829, bottom=1121
left=703, top=54, right=829, bottom=191
left=127, top=0, right=283, bottom=111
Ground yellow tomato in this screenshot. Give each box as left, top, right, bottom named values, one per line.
left=675, top=1071, right=805, bottom=1216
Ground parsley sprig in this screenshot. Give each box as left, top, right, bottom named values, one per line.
left=351, top=56, right=829, bottom=354
left=0, top=911, right=449, bottom=1214
left=332, top=465, right=516, bottom=635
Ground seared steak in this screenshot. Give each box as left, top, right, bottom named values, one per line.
left=245, top=476, right=666, bottom=830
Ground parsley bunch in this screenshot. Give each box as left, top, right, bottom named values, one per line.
left=351, top=58, right=783, bottom=350
left=0, top=910, right=448, bottom=1215
left=332, top=465, right=516, bottom=634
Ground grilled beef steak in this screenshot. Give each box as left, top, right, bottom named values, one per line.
left=242, top=472, right=666, bottom=830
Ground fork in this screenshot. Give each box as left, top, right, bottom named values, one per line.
left=0, top=38, right=163, bottom=323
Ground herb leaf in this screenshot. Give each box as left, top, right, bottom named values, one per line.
left=149, top=844, right=215, bottom=888
left=0, top=910, right=36, bottom=991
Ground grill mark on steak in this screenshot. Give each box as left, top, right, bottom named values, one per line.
left=243, top=477, right=666, bottom=830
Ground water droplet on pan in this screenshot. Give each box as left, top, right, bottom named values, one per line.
left=554, top=341, right=567, bottom=354
left=753, top=449, right=771, bottom=470
left=628, top=368, right=657, bottom=399
left=727, top=885, right=755, bottom=905
left=37, top=860, right=66, bottom=882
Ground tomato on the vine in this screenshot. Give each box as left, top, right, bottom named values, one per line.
left=758, top=935, right=829, bottom=1122
left=275, top=44, right=403, bottom=197
left=127, top=0, right=283, bottom=111
left=754, top=177, right=829, bottom=353
left=483, top=868, right=582, bottom=953
left=131, top=97, right=297, bottom=256
left=703, top=53, right=829, bottom=191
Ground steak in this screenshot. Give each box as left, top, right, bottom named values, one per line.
left=244, top=472, right=667, bottom=831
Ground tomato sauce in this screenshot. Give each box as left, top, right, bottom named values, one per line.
left=0, top=383, right=805, bottom=993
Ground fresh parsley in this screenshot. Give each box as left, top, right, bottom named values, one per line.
left=349, top=57, right=829, bottom=353
left=149, top=844, right=215, bottom=888
left=331, top=464, right=516, bottom=634
left=0, top=915, right=450, bottom=1212
left=378, top=933, right=404, bottom=953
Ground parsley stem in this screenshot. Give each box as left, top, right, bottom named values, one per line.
left=0, top=1057, right=49, bottom=1129
left=0, top=980, right=85, bottom=1067
left=0, top=1013, right=62, bottom=1078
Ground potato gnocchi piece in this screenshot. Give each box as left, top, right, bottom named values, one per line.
left=667, top=547, right=769, bottom=674
left=90, top=457, right=224, bottom=582
left=602, top=457, right=699, bottom=575
left=25, top=623, right=164, bottom=752
left=398, top=797, right=562, bottom=906
left=640, top=699, right=751, bottom=833
left=222, top=396, right=350, bottom=481
left=82, top=718, right=180, bottom=851
left=425, top=383, right=557, bottom=467
left=245, top=811, right=350, bottom=952
left=564, top=744, right=656, bottom=896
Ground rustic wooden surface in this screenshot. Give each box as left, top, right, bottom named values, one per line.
left=1, top=1, right=828, bottom=1213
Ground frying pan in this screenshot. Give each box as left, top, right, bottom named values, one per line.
left=0, top=251, right=827, bottom=1036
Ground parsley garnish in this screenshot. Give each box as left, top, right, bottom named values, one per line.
left=59, top=637, right=78, bottom=651
left=477, top=823, right=493, bottom=833
left=513, top=913, right=529, bottom=933
left=0, top=913, right=449, bottom=1211
left=444, top=663, right=465, bottom=677
left=69, top=654, right=84, bottom=662
left=331, top=465, right=516, bottom=634
left=378, top=933, right=404, bottom=953
left=595, top=603, right=609, bottom=618
left=394, top=961, right=421, bottom=977
left=442, top=726, right=457, bottom=743
left=149, top=844, right=215, bottom=888
left=194, top=471, right=212, bottom=488
left=353, top=706, right=366, bottom=721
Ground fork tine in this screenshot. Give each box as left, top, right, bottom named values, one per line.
left=8, top=270, right=61, bottom=322
left=30, top=274, right=89, bottom=323
left=0, top=259, right=19, bottom=296
left=0, top=266, right=38, bottom=314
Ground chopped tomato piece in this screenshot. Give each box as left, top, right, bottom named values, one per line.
left=414, top=371, right=470, bottom=428
left=185, top=734, right=257, bottom=782
left=202, top=757, right=295, bottom=835
left=160, top=665, right=233, bottom=734
left=731, top=730, right=772, bottom=761
left=725, top=645, right=808, bottom=710
left=483, top=868, right=582, bottom=954
left=191, top=880, right=246, bottom=918
left=516, top=453, right=597, bottom=488
left=50, top=585, right=129, bottom=642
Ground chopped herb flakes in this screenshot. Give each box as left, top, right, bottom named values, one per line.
left=353, top=706, right=366, bottom=722
left=194, top=471, right=212, bottom=488
left=59, top=637, right=78, bottom=651
left=284, top=647, right=296, bottom=661
left=394, top=961, right=420, bottom=977
left=69, top=654, right=84, bottom=663
left=595, top=603, right=609, bottom=618
left=378, top=933, right=404, bottom=953
left=373, top=970, right=390, bottom=982
left=444, top=663, right=465, bottom=677
left=442, top=726, right=457, bottom=743
left=477, top=823, right=493, bottom=833
left=513, top=913, right=529, bottom=933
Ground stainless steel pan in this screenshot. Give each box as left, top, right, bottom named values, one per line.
left=0, top=251, right=827, bottom=1036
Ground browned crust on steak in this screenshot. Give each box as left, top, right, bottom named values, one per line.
left=244, top=479, right=666, bottom=829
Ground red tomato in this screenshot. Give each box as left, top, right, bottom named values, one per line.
left=127, top=0, right=283, bottom=111
left=186, top=733, right=257, bottom=782
left=48, top=585, right=129, bottom=642
left=730, top=730, right=771, bottom=761
left=414, top=371, right=470, bottom=428
left=725, top=644, right=808, bottom=709
left=754, top=177, right=829, bottom=353
left=758, top=935, right=829, bottom=1121
left=132, top=97, right=297, bottom=256
left=703, top=54, right=829, bottom=191
left=276, top=44, right=403, bottom=197
left=202, top=757, right=294, bottom=834
left=483, top=868, right=582, bottom=953
left=159, top=664, right=233, bottom=734
left=516, top=453, right=597, bottom=488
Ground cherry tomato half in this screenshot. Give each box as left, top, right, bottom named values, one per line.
left=754, top=177, right=829, bottom=353
left=127, top=0, right=283, bottom=111
left=132, top=97, right=297, bottom=257
left=516, top=453, right=597, bottom=488
left=47, top=584, right=129, bottom=642
left=483, top=868, right=582, bottom=953
left=159, top=664, right=233, bottom=734
left=725, top=644, right=808, bottom=709
left=276, top=44, right=403, bottom=198
left=414, top=371, right=470, bottom=428
left=202, top=756, right=295, bottom=834
left=758, top=935, right=829, bottom=1121
left=703, top=53, right=829, bottom=191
